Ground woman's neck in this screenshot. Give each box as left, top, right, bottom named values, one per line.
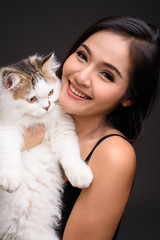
left=72, top=115, right=109, bottom=141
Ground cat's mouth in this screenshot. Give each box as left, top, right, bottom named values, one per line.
left=68, top=80, right=92, bottom=99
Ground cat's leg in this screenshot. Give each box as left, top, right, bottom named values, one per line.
left=50, top=112, right=93, bottom=188
left=56, top=135, right=93, bottom=188
left=0, top=126, right=23, bottom=192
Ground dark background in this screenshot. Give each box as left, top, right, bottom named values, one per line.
left=0, top=1, right=160, bottom=239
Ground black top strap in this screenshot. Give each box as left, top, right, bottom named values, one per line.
left=85, top=134, right=131, bottom=163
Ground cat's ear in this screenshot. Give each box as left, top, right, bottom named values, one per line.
left=3, top=73, right=21, bottom=90
left=42, top=53, right=60, bottom=77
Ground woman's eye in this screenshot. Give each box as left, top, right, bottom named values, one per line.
left=27, top=96, right=37, bottom=103
left=48, top=89, right=54, bottom=96
left=101, top=72, right=114, bottom=82
left=76, top=51, right=87, bottom=62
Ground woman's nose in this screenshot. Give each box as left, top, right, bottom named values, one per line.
left=74, top=66, right=92, bottom=87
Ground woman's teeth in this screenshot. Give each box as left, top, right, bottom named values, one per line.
left=70, top=84, right=88, bottom=99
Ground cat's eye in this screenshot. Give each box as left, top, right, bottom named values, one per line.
left=27, top=96, right=37, bottom=103
left=48, top=89, right=54, bottom=96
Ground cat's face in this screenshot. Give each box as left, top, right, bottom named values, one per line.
left=22, top=76, right=60, bottom=117
left=0, top=53, right=61, bottom=118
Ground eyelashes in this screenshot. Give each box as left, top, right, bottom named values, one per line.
left=27, top=89, right=54, bottom=103
left=101, top=72, right=114, bottom=82
left=76, top=51, right=87, bottom=62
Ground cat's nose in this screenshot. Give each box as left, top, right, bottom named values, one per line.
left=43, top=100, right=51, bottom=111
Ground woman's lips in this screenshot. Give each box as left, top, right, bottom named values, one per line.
left=67, top=80, right=92, bottom=100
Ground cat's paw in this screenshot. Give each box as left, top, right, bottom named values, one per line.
left=67, top=163, right=93, bottom=188
left=0, top=169, right=21, bottom=193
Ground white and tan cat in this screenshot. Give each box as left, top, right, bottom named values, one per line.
left=0, top=53, right=93, bottom=240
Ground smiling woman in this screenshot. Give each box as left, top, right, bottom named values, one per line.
left=59, top=31, right=131, bottom=120
left=55, top=16, right=160, bottom=240
left=23, top=16, right=160, bottom=240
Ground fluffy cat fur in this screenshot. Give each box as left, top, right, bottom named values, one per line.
left=0, top=53, right=93, bottom=240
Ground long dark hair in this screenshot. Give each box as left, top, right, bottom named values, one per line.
left=57, top=16, right=160, bottom=141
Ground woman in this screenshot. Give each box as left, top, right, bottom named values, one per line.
left=24, top=16, right=160, bottom=239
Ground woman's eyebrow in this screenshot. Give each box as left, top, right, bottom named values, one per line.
left=81, top=44, right=91, bottom=55
left=81, top=43, right=122, bottom=78
left=103, top=62, right=122, bottom=78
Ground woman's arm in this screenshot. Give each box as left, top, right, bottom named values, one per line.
left=63, top=136, right=136, bottom=240
left=22, top=125, right=45, bottom=151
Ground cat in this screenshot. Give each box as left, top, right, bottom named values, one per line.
left=0, top=53, right=93, bottom=240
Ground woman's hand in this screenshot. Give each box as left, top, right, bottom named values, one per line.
left=22, top=125, right=45, bottom=151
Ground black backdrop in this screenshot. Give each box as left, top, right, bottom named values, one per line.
left=0, top=1, right=160, bottom=239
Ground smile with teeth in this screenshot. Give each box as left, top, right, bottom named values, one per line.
left=70, top=83, right=89, bottom=99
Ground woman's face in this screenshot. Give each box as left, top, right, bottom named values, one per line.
left=59, top=31, right=131, bottom=119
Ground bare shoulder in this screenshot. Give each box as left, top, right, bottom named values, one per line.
left=63, top=135, right=136, bottom=239
left=89, top=135, right=136, bottom=181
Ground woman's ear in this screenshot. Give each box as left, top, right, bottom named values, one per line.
left=121, top=96, right=135, bottom=107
